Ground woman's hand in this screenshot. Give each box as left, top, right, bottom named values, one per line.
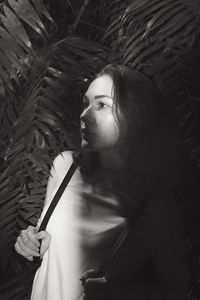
left=80, top=269, right=109, bottom=300
left=14, top=225, right=51, bottom=261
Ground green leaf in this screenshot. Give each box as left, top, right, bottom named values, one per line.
left=0, top=102, right=6, bottom=125
left=34, top=128, right=46, bottom=149
left=1, top=6, right=32, bottom=52
left=8, top=0, right=47, bottom=37
left=39, top=99, right=66, bottom=118
left=2, top=114, right=13, bottom=137
left=14, top=120, right=33, bottom=141
left=23, top=127, right=35, bottom=152
left=0, top=66, right=13, bottom=91
left=57, top=38, right=108, bottom=62
left=0, top=26, right=25, bottom=58
left=7, top=158, right=22, bottom=176
left=0, top=197, right=20, bottom=218
left=123, top=29, right=145, bottom=63
left=124, top=36, right=162, bottom=66
left=1, top=48, right=27, bottom=79
left=144, top=56, right=174, bottom=76
left=14, top=113, right=34, bottom=133
left=28, top=183, right=46, bottom=195
left=19, top=170, right=29, bottom=195
left=23, top=161, right=40, bottom=183
left=38, top=106, right=65, bottom=128
left=104, top=16, right=121, bottom=38
left=181, top=0, right=200, bottom=17
left=142, top=3, right=186, bottom=39
left=38, top=121, right=60, bottom=141
left=26, top=152, right=49, bottom=173
left=47, top=66, right=63, bottom=78
left=31, top=150, right=49, bottom=172
left=59, top=37, right=109, bottom=52
left=32, top=0, right=55, bottom=25
left=0, top=29, right=28, bottom=81
left=125, top=0, right=176, bottom=20
left=21, top=195, right=43, bottom=203
left=0, top=208, right=18, bottom=230
left=0, top=188, right=20, bottom=205
left=158, top=11, right=195, bottom=38
left=58, top=54, right=77, bottom=66
left=0, top=50, right=19, bottom=84
left=6, top=102, right=18, bottom=125
left=43, top=76, right=67, bottom=90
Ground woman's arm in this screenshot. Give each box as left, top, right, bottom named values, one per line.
left=15, top=151, right=74, bottom=260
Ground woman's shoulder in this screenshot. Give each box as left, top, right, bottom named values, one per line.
left=53, top=150, right=73, bottom=165
left=51, top=151, right=74, bottom=180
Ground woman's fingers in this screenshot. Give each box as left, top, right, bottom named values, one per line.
left=14, top=226, right=39, bottom=259
left=81, top=273, right=109, bottom=299
left=15, top=239, right=35, bottom=261
left=80, top=269, right=96, bottom=282
left=86, top=277, right=107, bottom=285
left=15, top=242, right=33, bottom=261
left=16, top=236, right=40, bottom=257
left=19, top=225, right=40, bottom=252
left=26, top=226, right=40, bottom=246
left=20, top=230, right=39, bottom=251
left=35, top=231, right=51, bottom=257
left=14, top=226, right=51, bottom=260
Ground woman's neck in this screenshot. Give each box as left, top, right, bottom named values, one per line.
left=98, top=148, right=126, bottom=173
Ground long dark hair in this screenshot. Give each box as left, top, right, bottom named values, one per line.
left=79, top=64, right=184, bottom=190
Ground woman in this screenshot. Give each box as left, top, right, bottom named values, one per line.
left=15, top=64, right=188, bottom=300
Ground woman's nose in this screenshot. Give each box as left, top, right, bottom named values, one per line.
left=80, top=106, right=93, bottom=122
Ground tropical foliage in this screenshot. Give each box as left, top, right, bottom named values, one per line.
left=0, top=0, right=200, bottom=299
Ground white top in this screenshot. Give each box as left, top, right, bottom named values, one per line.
left=31, top=151, right=126, bottom=300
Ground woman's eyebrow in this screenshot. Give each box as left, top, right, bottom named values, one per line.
left=94, top=95, right=113, bottom=100
left=83, top=95, right=113, bottom=101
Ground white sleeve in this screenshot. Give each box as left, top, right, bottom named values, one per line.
left=37, top=151, right=74, bottom=227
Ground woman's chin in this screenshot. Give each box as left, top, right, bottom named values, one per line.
left=81, top=140, right=94, bottom=151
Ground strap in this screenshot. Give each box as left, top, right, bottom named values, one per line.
left=96, top=190, right=153, bottom=277
left=38, top=162, right=77, bottom=232
left=33, top=161, right=77, bottom=263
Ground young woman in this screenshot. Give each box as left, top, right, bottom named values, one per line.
left=15, top=64, right=188, bottom=300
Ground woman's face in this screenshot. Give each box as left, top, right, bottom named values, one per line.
left=80, top=74, right=120, bottom=152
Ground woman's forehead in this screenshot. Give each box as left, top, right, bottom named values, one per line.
left=85, top=75, right=114, bottom=99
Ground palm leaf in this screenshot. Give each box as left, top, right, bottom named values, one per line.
left=8, top=0, right=48, bottom=36
left=0, top=0, right=52, bottom=91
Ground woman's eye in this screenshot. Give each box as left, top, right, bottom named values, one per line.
left=98, top=102, right=108, bottom=109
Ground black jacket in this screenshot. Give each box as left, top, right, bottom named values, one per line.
left=105, top=188, right=188, bottom=300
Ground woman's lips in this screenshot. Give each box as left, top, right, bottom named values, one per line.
left=81, top=128, right=95, bottom=135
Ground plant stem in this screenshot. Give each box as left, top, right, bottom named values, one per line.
left=71, top=0, right=91, bottom=33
